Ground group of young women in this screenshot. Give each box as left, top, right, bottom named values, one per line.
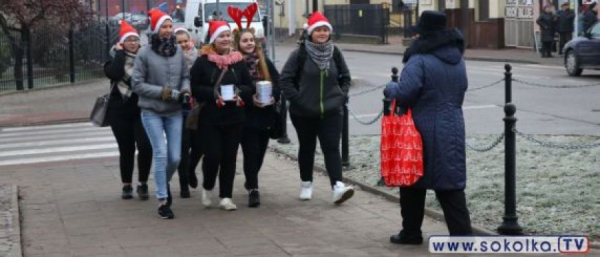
left=103, top=7, right=354, bottom=219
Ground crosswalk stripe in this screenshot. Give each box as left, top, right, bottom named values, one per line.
left=0, top=123, right=119, bottom=166
left=0, top=136, right=115, bottom=150
left=0, top=143, right=118, bottom=158
left=0, top=122, right=93, bottom=132
left=0, top=130, right=113, bottom=144
left=0, top=152, right=119, bottom=166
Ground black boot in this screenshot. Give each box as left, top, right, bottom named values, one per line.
left=248, top=190, right=260, bottom=208
left=136, top=183, right=149, bottom=200
left=390, top=230, right=423, bottom=245
left=122, top=185, right=133, bottom=199
left=180, top=187, right=190, bottom=198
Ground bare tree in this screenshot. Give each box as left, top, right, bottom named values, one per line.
left=0, top=0, right=91, bottom=90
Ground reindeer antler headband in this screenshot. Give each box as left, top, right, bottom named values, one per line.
left=227, top=3, right=258, bottom=33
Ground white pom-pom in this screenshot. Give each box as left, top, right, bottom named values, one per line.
left=303, top=23, right=308, bottom=29
left=119, top=19, right=122, bottom=25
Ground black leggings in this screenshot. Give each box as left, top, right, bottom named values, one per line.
left=109, top=112, right=152, bottom=184
left=241, top=127, right=270, bottom=190
left=199, top=123, right=243, bottom=198
left=177, top=117, right=202, bottom=190
left=400, top=187, right=472, bottom=236
left=290, top=113, right=343, bottom=187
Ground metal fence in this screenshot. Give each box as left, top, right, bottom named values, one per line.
left=0, top=21, right=121, bottom=92
left=324, top=4, right=390, bottom=44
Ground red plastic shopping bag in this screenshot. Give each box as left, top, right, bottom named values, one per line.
left=380, top=100, right=424, bottom=187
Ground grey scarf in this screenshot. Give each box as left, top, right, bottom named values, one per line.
left=304, top=39, right=333, bottom=71
left=118, top=51, right=136, bottom=98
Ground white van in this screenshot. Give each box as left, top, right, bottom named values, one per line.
left=177, top=0, right=265, bottom=46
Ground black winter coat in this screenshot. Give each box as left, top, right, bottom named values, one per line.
left=280, top=45, right=351, bottom=118
left=557, top=9, right=575, bottom=33
left=244, top=58, right=281, bottom=131
left=583, top=10, right=598, bottom=33
left=103, top=49, right=140, bottom=118
left=190, top=55, right=254, bottom=126
left=537, top=13, right=557, bottom=42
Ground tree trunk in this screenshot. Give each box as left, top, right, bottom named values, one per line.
left=12, top=39, right=24, bottom=91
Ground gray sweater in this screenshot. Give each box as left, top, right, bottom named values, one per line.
left=132, top=45, right=190, bottom=114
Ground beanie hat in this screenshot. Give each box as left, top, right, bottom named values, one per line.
left=148, top=9, right=172, bottom=34
left=413, top=11, right=447, bottom=34
left=208, top=20, right=231, bottom=44
left=119, top=20, right=139, bottom=43
left=174, top=27, right=190, bottom=37
left=306, top=11, right=333, bottom=35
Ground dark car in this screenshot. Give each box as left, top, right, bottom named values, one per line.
left=108, top=13, right=149, bottom=31
left=563, top=22, right=600, bottom=76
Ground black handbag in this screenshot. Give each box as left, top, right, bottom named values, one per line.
left=268, top=99, right=284, bottom=139
left=90, top=84, right=114, bottom=127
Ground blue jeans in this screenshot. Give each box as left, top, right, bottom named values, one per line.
left=141, top=110, right=183, bottom=200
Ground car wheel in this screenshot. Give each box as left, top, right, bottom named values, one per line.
left=565, top=50, right=583, bottom=76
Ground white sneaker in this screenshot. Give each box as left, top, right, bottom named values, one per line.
left=219, top=198, right=237, bottom=211
left=299, top=181, right=313, bottom=200
left=201, top=189, right=213, bottom=207
left=332, top=181, right=354, bottom=205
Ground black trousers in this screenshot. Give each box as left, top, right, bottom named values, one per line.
left=199, top=123, right=243, bottom=198
left=241, top=127, right=270, bottom=190
left=109, top=111, right=152, bottom=184
left=400, top=187, right=473, bottom=236
left=542, top=42, right=553, bottom=57
left=290, top=113, right=343, bottom=187
left=559, top=32, right=572, bottom=54
left=177, top=116, right=191, bottom=191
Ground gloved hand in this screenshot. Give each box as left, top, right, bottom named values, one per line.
left=161, top=86, right=173, bottom=101
left=383, top=81, right=398, bottom=98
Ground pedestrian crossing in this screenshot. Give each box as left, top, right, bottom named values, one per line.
left=0, top=122, right=118, bottom=166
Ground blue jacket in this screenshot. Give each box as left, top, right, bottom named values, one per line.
left=386, top=29, right=468, bottom=190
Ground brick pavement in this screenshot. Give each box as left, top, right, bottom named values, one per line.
left=0, top=153, right=459, bottom=257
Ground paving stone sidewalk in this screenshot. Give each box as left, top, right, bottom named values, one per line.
left=331, top=36, right=564, bottom=67
left=0, top=153, right=462, bottom=257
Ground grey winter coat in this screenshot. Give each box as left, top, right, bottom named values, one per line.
left=132, top=45, right=190, bottom=114
left=385, top=29, right=468, bottom=191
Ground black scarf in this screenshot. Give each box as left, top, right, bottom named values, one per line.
left=244, top=51, right=260, bottom=81
left=151, top=34, right=177, bottom=57
left=402, top=28, right=465, bottom=63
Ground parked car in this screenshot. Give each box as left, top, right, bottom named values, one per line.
left=563, top=22, right=600, bottom=76
left=108, top=13, right=149, bottom=31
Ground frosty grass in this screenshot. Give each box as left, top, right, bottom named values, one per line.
left=271, top=134, right=600, bottom=240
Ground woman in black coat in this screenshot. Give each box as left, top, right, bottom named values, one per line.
left=103, top=21, right=152, bottom=200
left=190, top=21, right=254, bottom=211
left=537, top=5, right=557, bottom=58
left=234, top=29, right=280, bottom=208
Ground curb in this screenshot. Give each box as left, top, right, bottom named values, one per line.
left=270, top=147, right=600, bottom=248
left=1, top=185, right=22, bottom=257
left=339, top=48, right=543, bottom=65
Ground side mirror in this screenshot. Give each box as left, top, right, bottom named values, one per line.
left=194, top=16, right=203, bottom=27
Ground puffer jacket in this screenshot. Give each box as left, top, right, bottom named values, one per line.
left=132, top=45, right=190, bottom=114
left=386, top=29, right=468, bottom=191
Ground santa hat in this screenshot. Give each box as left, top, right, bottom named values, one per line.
left=174, top=27, right=190, bottom=37
left=148, top=9, right=172, bottom=34
left=306, top=11, right=332, bottom=35
left=119, top=20, right=139, bottom=43
left=208, top=20, right=231, bottom=44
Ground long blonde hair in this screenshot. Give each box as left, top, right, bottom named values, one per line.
left=234, top=30, right=271, bottom=82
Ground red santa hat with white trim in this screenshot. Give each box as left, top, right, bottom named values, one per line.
left=148, top=9, right=173, bottom=34
left=306, top=11, right=333, bottom=35
left=119, top=20, right=139, bottom=43
left=208, top=20, right=231, bottom=44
